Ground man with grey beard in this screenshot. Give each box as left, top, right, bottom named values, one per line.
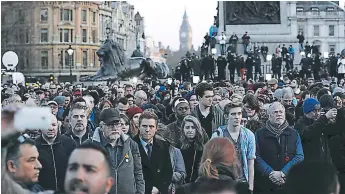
left=63, top=103, right=91, bottom=145
left=85, top=108, right=145, bottom=194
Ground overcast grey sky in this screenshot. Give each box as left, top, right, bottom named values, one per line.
left=129, top=0, right=217, bottom=51
left=129, top=0, right=345, bottom=51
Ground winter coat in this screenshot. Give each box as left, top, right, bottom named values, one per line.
left=35, top=134, right=77, bottom=192
left=85, top=129, right=145, bottom=194
left=181, top=147, right=203, bottom=183
left=169, top=146, right=186, bottom=193
left=295, top=115, right=337, bottom=163
left=338, top=58, right=345, bottom=74
left=133, top=135, right=173, bottom=194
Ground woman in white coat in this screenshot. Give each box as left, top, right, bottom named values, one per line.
left=337, top=54, right=345, bottom=81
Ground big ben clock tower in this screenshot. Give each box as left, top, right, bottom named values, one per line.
left=179, top=10, right=192, bottom=51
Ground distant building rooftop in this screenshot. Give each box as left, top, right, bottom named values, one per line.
left=296, top=1, right=344, bottom=11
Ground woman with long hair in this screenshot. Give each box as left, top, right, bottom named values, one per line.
left=125, top=107, right=143, bottom=138
left=176, top=137, right=239, bottom=194
left=180, top=115, right=209, bottom=183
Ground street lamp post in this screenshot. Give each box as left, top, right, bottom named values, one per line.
left=67, top=45, right=74, bottom=80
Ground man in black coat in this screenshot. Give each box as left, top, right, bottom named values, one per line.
left=35, top=114, right=77, bottom=192
left=217, top=55, right=227, bottom=81
left=295, top=97, right=338, bottom=163
left=133, top=111, right=173, bottom=194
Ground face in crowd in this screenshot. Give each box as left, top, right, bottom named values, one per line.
left=120, top=117, right=130, bottom=134
left=69, top=108, right=88, bottom=135
left=282, top=93, right=293, bottom=106
left=228, top=106, right=243, bottom=128
left=117, top=88, right=125, bottom=98
left=125, top=86, right=134, bottom=95
left=268, top=102, right=286, bottom=125
left=134, top=91, right=147, bottom=107
left=7, top=143, right=42, bottom=186
left=213, top=94, right=222, bottom=106
left=175, top=102, right=191, bottom=120
left=199, top=90, right=214, bottom=107
left=102, top=119, right=122, bottom=142
left=183, top=121, right=197, bottom=139
left=139, top=117, right=157, bottom=143
left=64, top=148, right=114, bottom=194
left=189, top=95, right=199, bottom=109
left=41, top=114, right=59, bottom=140
left=132, top=113, right=142, bottom=128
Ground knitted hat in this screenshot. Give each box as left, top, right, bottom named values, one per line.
left=53, top=96, right=65, bottom=106
left=126, top=107, right=143, bottom=119
left=302, top=98, right=320, bottom=113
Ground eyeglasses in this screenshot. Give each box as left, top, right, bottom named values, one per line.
left=106, top=121, right=121, bottom=127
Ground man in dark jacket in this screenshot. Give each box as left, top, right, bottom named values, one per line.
left=36, top=114, right=76, bottom=192
left=217, top=55, right=227, bottom=81
left=255, top=102, right=304, bottom=194
left=63, top=103, right=92, bottom=145
left=6, top=136, right=45, bottom=193
left=245, top=55, right=254, bottom=81
left=296, top=32, right=305, bottom=52
left=295, top=98, right=338, bottom=163
left=133, top=111, right=173, bottom=194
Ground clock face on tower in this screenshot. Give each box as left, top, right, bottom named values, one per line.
left=181, top=32, right=187, bottom=38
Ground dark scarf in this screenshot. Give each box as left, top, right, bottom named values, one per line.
left=266, top=120, right=289, bottom=137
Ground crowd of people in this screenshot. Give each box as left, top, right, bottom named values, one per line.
left=174, top=31, right=345, bottom=85
left=1, top=74, right=345, bottom=194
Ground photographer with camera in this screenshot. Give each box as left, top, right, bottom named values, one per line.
left=295, top=97, right=339, bottom=163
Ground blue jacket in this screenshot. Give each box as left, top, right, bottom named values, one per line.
left=288, top=47, right=295, bottom=54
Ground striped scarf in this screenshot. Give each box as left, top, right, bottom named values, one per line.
left=266, top=120, right=289, bottom=137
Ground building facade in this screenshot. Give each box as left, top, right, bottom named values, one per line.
left=1, top=1, right=102, bottom=81
left=217, top=1, right=345, bottom=60
left=110, top=1, right=145, bottom=58
left=179, top=10, right=193, bottom=51
left=99, top=1, right=112, bottom=44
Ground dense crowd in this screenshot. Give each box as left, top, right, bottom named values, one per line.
left=1, top=75, right=345, bottom=194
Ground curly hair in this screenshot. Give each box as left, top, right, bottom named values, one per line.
left=180, top=115, right=208, bottom=151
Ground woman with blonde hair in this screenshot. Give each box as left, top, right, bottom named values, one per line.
left=176, top=137, right=239, bottom=193
left=180, top=115, right=209, bottom=183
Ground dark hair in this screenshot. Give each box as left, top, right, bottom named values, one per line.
left=316, top=88, right=330, bottom=100
left=243, top=94, right=260, bottom=112
left=71, top=97, right=86, bottom=106
left=301, top=91, right=310, bottom=100
left=309, top=87, right=321, bottom=97
left=118, top=97, right=128, bottom=105
left=88, top=91, right=100, bottom=105
left=6, top=137, right=36, bottom=167
left=139, top=111, right=158, bottom=126
left=195, top=83, right=213, bottom=98
left=286, top=161, right=339, bottom=194
left=77, top=142, right=112, bottom=176
left=62, top=91, right=71, bottom=98
left=125, top=94, right=134, bottom=99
